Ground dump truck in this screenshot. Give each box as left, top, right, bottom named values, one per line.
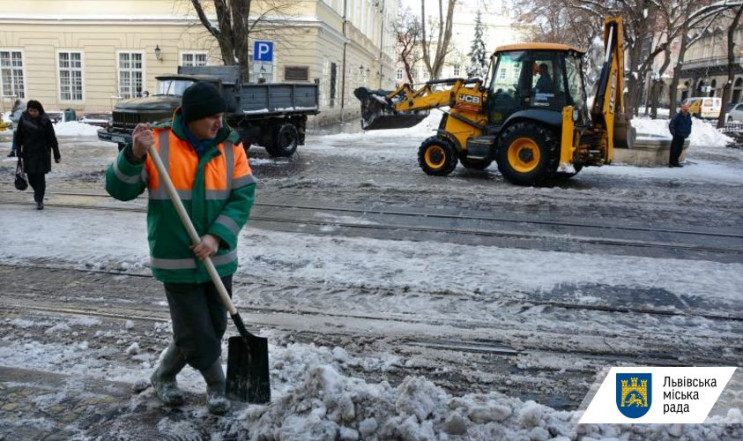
left=355, top=17, right=634, bottom=186
left=98, top=65, right=319, bottom=156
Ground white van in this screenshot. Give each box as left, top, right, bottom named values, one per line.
left=682, top=96, right=722, bottom=119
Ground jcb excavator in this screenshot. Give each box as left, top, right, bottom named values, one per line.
left=354, top=17, right=634, bottom=186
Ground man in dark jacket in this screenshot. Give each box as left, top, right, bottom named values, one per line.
left=668, top=103, right=692, bottom=167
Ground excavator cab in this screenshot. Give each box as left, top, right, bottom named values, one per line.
left=486, top=47, right=588, bottom=129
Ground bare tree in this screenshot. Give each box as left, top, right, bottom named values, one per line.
left=718, top=5, right=743, bottom=128
left=420, top=0, right=458, bottom=79
left=513, top=0, right=740, bottom=116
left=573, top=0, right=741, bottom=117
left=394, top=8, right=423, bottom=83
left=512, top=0, right=600, bottom=49
left=189, top=0, right=296, bottom=82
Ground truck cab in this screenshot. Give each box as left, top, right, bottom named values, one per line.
left=98, top=74, right=222, bottom=151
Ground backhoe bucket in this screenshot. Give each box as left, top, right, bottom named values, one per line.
left=614, top=113, right=636, bottom=149
left=354, top=87, right=428, bottom=131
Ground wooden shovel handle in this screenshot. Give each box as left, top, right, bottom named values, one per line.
left=147, top=144, right=237, bottom=316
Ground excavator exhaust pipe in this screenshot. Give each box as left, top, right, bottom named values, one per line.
left=614, top=113, right=636, bottom=149
left=353, top=87, right=429, bottom=131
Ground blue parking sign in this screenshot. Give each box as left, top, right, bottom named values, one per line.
left=254, top=41, right=273, bottom=62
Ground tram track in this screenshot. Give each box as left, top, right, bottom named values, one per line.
left=2, top=261, right=742, bottom=323
left=5, top=189, right=742, bottom=239
left=2, top=191, right=742, bottom=261
left=1, top=263, right=740, bottom=355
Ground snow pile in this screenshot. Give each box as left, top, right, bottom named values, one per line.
left=238, top=344, right=742, bottom=441
left=323, top=109, right=444, bottom=141
left=632, top=116, right=733, bottom=151
left=53, top=121, right=102, bottom=137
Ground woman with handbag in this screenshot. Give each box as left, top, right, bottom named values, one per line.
left=14, top=100, right=60, bottom=210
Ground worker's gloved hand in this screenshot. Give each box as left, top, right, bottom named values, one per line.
left=191, top=234, right=220, bottom=261
left=132, top=123, right=153, bottom=159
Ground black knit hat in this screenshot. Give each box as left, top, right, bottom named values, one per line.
left=181, top=82, right=226, bottom=123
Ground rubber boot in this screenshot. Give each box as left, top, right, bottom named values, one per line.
left=200, top=358, right=230, bottom=415
left=150, top=342, right=187, bottom=406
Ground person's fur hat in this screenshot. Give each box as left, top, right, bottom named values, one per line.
left=181, top=82, right=226, bottom=124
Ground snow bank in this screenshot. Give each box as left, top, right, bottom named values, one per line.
left=632, top=116, right=733, bottom=150
left=53, top=121, right=102, bottom=137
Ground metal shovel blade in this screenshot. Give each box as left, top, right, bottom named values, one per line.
left=226, top=333, right=270, bottom=404
left=362, top=112, right=429, bottom=131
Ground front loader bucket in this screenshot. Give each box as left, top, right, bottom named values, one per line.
left=354, top=87, right=429, bottom=131
left=614, top=113, right=636, bottom=148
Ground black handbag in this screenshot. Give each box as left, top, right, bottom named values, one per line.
left=14, top=159, right=28, bottom=191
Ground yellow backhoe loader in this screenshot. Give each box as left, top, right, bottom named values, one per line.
left=354, top=17, right=635, bottom=186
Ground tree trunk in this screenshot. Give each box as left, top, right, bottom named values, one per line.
left=718, top=5, right=743, bottom=128
left=668, top=29, right=690, bottom=119
left=420, top=0, right=431, bottom=79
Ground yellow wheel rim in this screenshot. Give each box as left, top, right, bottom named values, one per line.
left=424, top=145, right=447, bottom=169
left=507, top=137, right=540, bottom=173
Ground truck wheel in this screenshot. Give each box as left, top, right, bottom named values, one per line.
left=459, top=157, right=492, bottom=170
left=418, top=136, right=458, bottom=176
left=267, top=123, right=298, bottom=157
left=496, top=122, right=558, bottom=186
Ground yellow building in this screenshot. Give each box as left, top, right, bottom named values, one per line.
left=0, top=0, right=399, bottom=124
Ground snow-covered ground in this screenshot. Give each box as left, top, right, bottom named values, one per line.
left=0, top=114, right=741, bottom=440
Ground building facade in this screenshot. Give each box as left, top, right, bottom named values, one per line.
left=0, top=0, right=399, bottom=124
left=678, top=22, right=743, bottom=105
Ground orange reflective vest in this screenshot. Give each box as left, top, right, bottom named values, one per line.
left=106, top=117, right=256, bottom=283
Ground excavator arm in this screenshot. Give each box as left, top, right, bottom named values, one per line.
left=354, top=78, right=484, bottom=130
left=589, top=17, right=634, bottom=156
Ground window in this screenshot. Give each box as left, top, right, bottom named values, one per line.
left=499, top=68, right=507, bottom=79
left=285, top=66, right=309, bottom=81
left=453, top=64, right=460, bottom=76
left=0, top=50, right=25, bottom=98
left=396, top=69, right=403, bottom=80
left=118, top=52, right=143, bottom=99
left=181, top=52, right=207, bottom=67
left=59, top=51, right=83, bottom=101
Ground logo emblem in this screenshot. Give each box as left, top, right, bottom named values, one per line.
left=616, top=373, right=651, bottom=418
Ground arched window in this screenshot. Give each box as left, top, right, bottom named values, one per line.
left=696, top=79, right=705, bottom=95
left=681, top=81, right=690, bottom=101
left=733, top=77, right=743, bottom=103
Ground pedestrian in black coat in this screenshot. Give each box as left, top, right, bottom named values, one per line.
left=14, top=100, right=61, bottom=209
left=668, top=103, right=692, bottom=167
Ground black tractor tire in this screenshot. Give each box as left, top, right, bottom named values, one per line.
left=418, top=136, right=458, bottom=176
left=496, top=122, right=559, bottom=186
left=266, top=123, right=299, bottom=157
left=459, top=157, right=492, bottom=170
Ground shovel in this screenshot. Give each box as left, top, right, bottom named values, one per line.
left=147, top=143, right=270, bottom=404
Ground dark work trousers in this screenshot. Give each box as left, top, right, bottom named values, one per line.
left=26, top=172, right=46, bottom=203
left=669, top=135, right=685, bottom=166
left=164, top=276, right=232, bottom=371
